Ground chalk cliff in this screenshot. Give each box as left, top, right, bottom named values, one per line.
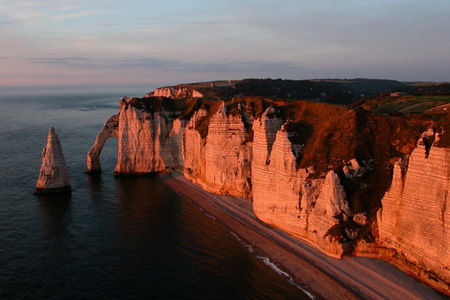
left=252, top=113, right=351, bottom=256
left=86, top=114, right=119, bottom=173
left=88, top=95, right=449, bottom=294
left=184, top=102, right=252, bottom=198
left=371, top=129, right=450, bottom=291
left=112, top=97, right=184, bottom=175
left=148, top=87, right=203, bottom=98
left=35, top=127, right=71, bottom=194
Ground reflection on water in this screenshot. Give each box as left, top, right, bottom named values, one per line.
left=111, top=176, right=310, bottom=299
left=0, top=95, right=309, bottom=299
left=86, top=173, right=103, bottom=199
left=115, top=176, right=173, bottom=246
left=37, top=193, right=72, bottom=242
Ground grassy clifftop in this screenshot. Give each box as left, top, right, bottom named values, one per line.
left=150, top=78, right=450, bottom=105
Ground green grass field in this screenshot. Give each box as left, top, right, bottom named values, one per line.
left=372, top=96, right=450, bottom=114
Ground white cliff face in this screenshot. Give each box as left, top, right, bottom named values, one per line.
left=150, top=87, right=203, bottom=98
left=114, top=98, right=184, bottom=174
left=252, top=111, right=351, bottom=256
left=377, top=135, right=450, bottom=285
left=86, top=114, right=119, bottom=173
left=252, top=112, right=301, bottom=230
left=90, top=103, right=352, bottom=255
left=183, top=109, right=207, bottom=180
left=115, top=103, right=154, bottom=173
left=200, top=103, right=252, bottom=197
left=87, top=97, right=450, bottom=291
left=182, top=104, right=252, bottom=198
left=35, top=127, right=71, bottom=193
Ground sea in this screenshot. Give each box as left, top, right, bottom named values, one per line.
left=0, top=93, right=309, bottom=299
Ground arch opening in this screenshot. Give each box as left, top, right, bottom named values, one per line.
left=86, top=114, right=119, bottom=174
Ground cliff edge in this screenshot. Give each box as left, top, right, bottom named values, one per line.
left=87, top=94, right=449, bottom=294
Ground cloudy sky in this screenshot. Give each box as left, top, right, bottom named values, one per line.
left=0, top=0, right=449, bottom=90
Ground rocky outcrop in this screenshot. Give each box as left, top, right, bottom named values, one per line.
left=148, top=87, right=203, bottom=98
left=374, top=130, right=450, bottom=292
left=113, top=97, right=184, bottom=175
left=35, top=127, right=71, bottom=194
left=88, top=95, right=450, bottom=294
left=252, top=112, right=351, bottom=256
left=145, top=80, right=237, bottom=99
left=182, top=109, right=207, bottom=180
left=184, top=103, right=252, bottom=198
left=92, top=99, right=355, bottom=255
left=86, top=114, right=119, bottom=173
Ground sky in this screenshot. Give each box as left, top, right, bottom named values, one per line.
left=0, top=0, right=449, bottom=91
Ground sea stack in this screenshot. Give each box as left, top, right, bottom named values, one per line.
left=34, top=127, right=71, bottom=194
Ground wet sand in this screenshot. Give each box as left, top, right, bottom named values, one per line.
left=161, top=172, right=446, bottom=300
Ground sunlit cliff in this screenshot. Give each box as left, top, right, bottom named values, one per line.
left=87, top=81, right=450, bottom=294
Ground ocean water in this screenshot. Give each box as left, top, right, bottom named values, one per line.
left=0, top=94, right=309, bottom=299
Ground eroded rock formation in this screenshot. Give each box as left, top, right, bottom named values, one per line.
left=113, top=97, right=184, bottom=175
left=251, top=112, right=353, bottom=256
left=86, top=114, right=119, bottom=173
left=374, top=130, right=450, bottom=291
left=88, top=95, right=450, bottom=294
left=35, top=127, right=71, bottom=194
left=184, top=102, right=252, bottom=198
left=148, top=87, right=203, bottom=98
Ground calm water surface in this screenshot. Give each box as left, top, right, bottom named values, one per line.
left=0, top=94, right=309, bottom=299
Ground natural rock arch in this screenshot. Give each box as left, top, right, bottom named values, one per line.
left=86, top=114, right=119, bottom=174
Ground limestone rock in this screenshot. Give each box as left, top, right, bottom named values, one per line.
left=114, top=97, right=184, bottom=175
left=342, top=158, right=365, bottom=178
left=148, top=87, right=203, bottom=98
left=35, top=127, right=71, bottom=194
left=89, top=101, right=351, bottom=256
left=184, top=102, right=252, bottom=198
left=377, top=136, right=450, bottom=285
left=86, top=114, right=119, bottom=173
left=183, top=109, right=207, bottom=180
left=353, top=212, right=368, bottom=226
left=87, top=95, right=450, bottom=292
left=252, top=113, right=351, bottom=256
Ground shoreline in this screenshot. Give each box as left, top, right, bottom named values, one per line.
left=161, top=172, right=446, bottom=300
